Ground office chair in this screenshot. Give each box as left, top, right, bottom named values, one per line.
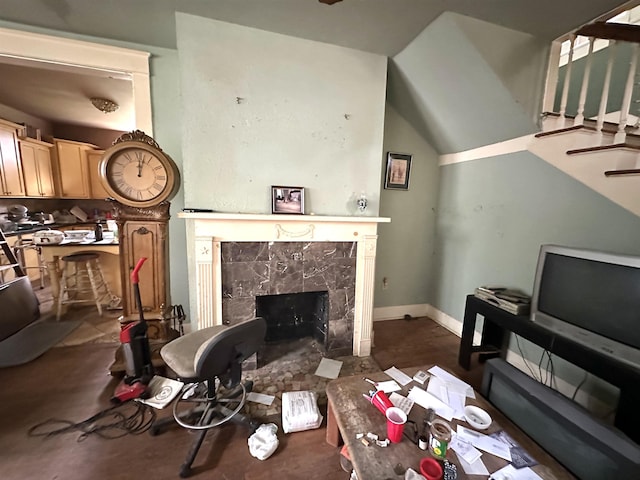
left=150, top=317, right=267, bottom=478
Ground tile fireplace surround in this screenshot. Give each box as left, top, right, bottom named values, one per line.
left=179, top=212, right=390, bottom=357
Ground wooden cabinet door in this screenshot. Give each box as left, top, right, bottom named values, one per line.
left=19, top=141, right=41, bottom=196
left=54, top=140, right=92, bottom=198
left=35, top=146, right=55, bottom=197
left=0, top=122, right=25, bottom=197
left=19, top=139, right=55, bottom=197
left=87, top=150, right=109, bottom=199
left=120, top=221, right=168, bottom=320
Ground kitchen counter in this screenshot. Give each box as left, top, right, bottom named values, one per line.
left=2, top=222, right=111, bottom=237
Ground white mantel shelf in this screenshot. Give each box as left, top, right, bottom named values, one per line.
left=180, top=212, right=390, bottom=357
left=178, top=212, right=390, bottom=223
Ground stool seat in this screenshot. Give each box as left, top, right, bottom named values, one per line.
left=62, top=253, right=99, bottom=262
left=56, top=252, right=114, bottom=321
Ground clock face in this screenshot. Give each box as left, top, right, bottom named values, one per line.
left=100, top=140, right=179, bottom=207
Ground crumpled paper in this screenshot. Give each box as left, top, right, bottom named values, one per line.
left=248, top=423, right=279, bottom=461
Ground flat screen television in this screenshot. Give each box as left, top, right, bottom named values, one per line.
left=531, top=244, right=640, bottom=371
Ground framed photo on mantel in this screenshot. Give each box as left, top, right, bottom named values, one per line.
left=271, top=186, right=305, bottom=214
left=384, top=152, right=412, bottom=190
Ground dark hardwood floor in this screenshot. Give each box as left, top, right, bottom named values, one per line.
left=0, top=316, right=485, bottom=480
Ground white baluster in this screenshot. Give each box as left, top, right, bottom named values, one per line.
left=575, top=37, right=595, bottom=125
left=596, top=41, right=617, bottom=134
left=615, top=43, right=639, bottom=144
left=559, top=35, right=576, bottom=128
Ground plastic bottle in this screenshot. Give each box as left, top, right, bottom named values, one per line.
left=94, top=223, right=103, bottom=242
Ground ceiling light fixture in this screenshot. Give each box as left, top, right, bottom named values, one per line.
left=319, top=0, right=343, bottom=4
left=90, top=97, right=119, bottom=114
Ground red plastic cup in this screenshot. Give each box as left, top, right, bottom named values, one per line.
left=385, top=406, right=407, bottom=443
left=370, top=390, right=394, bottom=414
left=420, top=458, right=443, bottom=480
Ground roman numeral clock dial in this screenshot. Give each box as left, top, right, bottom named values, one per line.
left=99, top=130, right=179, bottom=208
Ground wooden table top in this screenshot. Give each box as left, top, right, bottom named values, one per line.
left=326, top=365, right=575, bottom=480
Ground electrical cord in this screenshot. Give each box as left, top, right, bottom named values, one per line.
left=28, top=401, right=156, bottom=442
left=571, top=371, right=589, bottom=401
left=515, top=334, right=539, bottom=382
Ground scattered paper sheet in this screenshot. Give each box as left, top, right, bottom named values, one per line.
left=426, top=376, right=466, bottom=419
left=428, top=366, right=475, bottom=398
left=314, top=358, right=343, bottom=379
left=456, top=426, right=512, bottom=462
left=376, top=380, right=402, bottom=393
left=384, top=366, right=413, bottom=386
left=389, top=392, right=414, bottom=416
left=458, top=455, right=490, bottom=476
left=137, top=376, right=184, bottom=409
left=450, top=435, right=482, bottom=465
left=247, top=392, right=275, bottom=406
left=407, top=386, right=455, bottom=421
left=490, top=465, right=543, bottom=480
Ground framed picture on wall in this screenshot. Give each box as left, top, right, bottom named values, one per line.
left=384, top=152, right=412, bottom=190
left=271, top=186, right=305, bottom=214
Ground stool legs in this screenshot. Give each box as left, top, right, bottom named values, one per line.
left=56, top=255, right=113, bottom=321
left=86, top=260, right=103, bottom=317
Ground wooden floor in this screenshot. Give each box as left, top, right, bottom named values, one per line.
left=0, top=316, right=485, bottom=480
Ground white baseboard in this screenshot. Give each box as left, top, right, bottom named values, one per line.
left=373, top=304, right=430, bottom=321
left=373, top=303, right=481, bottom=344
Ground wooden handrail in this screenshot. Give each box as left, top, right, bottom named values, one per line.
left=604, top=169, right=640, bottom=176
left=575, top=22, right=640, bottom=43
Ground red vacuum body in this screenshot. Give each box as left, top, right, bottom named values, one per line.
left=112, top=258, right=154, bottom=403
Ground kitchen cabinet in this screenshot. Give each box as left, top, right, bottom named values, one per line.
left=0, top=119, right=26, bottom=197
left=19, top=138, right=55, bottom=197
left=51, top=138, right=99, bottom=199
left=87, top=150, right=110, bottom=199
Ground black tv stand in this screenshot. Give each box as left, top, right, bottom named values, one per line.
left=459, top=294, right=640, bottom=444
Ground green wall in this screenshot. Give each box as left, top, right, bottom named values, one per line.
left=175, top=13, right=387, bottom=216
left=432, top=150, right=640, bottom=405
left=375, top=103, right=440, bottom=307
left=387, top=12, right=542, bottom=154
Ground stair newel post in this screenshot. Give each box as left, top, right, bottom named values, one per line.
left=575, top=37, right=596, bottom=125
left=597, top=40, right=618, bottom=134
left=558, top=35, right=576, bottom=128
left=615, top=43, right=640, bottom=144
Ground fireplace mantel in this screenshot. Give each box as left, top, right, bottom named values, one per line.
left=179, top=212, right=390, bottom=356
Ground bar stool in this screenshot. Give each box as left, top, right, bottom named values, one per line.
left=56, top=252, right=114, bottom=321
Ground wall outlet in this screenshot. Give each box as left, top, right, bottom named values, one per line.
left=382, top=277, right=388, bottom=289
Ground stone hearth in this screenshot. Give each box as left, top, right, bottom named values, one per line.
left=179, top=212, right=390, bottom=357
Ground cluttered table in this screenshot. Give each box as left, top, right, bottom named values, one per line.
left=326, top=365, right=575, bottom=480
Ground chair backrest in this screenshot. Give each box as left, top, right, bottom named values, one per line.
left=194, top=317, right=266, bottom=387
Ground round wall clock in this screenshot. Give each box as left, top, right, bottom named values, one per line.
left=99, top=130, right=180, bottom=208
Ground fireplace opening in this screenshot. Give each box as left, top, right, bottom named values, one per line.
left=256, top=291, right=328, bottom=347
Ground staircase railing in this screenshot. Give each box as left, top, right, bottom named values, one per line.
left=542, top=22, right=640, bottom=144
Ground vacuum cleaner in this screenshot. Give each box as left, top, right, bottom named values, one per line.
left=112, top=257, right=154, bottom=403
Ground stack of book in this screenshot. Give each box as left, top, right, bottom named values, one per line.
left=474, top=286, right=531, bottom=315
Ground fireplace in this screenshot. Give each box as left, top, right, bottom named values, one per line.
left=221, top=240, right=356, bottom=354
left=179, top=212, right=390, bottom=357
left=256, top=291, right=328, bottom=345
